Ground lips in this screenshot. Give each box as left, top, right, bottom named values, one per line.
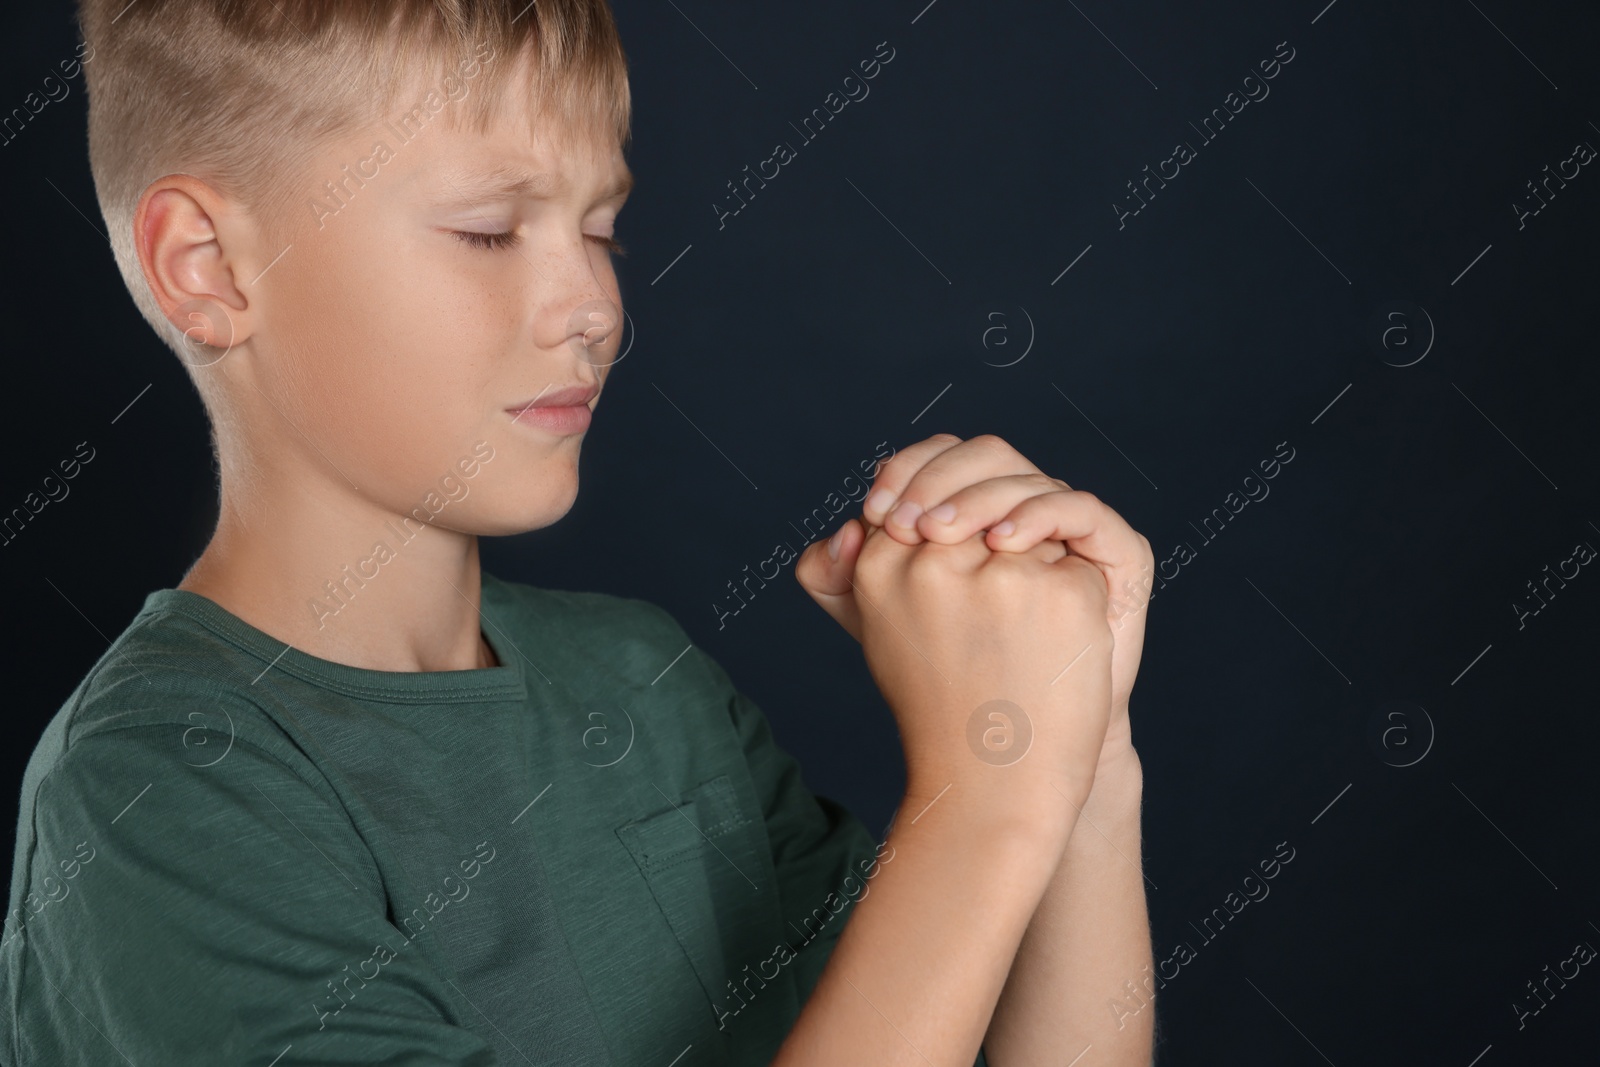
left=507, top=383, right=598, bottom=412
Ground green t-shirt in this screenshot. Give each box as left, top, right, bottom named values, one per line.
left=3, top=571, right=991, bottom=1066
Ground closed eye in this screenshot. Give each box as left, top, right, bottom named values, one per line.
left=450, top=230, right=627, bottom=257
left=452, top=230, right=520, bottom=251
left=452, top=229, right=519, bottom=251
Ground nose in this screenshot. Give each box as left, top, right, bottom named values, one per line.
left=566, top=297, right=624, bottom=369
left=538, top=234, right=622, bottom=368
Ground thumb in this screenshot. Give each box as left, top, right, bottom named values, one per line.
left=794, top=517, right=866, bottom=643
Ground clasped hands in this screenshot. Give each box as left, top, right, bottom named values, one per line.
left=795, top=434, right=1154, bottom=773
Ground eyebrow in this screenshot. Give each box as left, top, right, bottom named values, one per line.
left=437, top=162, right=634, bottom=204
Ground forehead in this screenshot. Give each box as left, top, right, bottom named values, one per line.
left=385, top=43, right=630, bottom=199
left=382, top=104, right=631, bottom=208
left=428, top=154, right=634, bottom=203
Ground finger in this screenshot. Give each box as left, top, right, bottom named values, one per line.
left=793, top=517, right=868, bottom=642
left=871, top=434, right=1053, bottom=545
left=862, top=434, right=965, bottom=527
left=987, top=490, right=1149, bottom=575
left=984, top=491, right=1155, bottom=631
left=911, top=472, right=1072, bottom=545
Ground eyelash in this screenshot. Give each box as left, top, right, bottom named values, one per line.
left=451, top=230, right=627, bottom=257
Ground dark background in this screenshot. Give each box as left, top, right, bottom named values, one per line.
left=5, top=0, right=1598, bottom=1062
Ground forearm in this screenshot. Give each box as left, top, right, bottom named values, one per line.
left=984, top=744, right=1153, bottom=1066
left=773, top=787, right=1071, bottom=1067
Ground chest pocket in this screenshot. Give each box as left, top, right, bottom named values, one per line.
left=615, top=775, right=773, bottom=1027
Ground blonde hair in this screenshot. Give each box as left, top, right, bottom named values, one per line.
left=75, top=0, right=631, bottom=426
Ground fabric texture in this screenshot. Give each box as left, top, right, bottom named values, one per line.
left=2, top=571, right=990, bottom=1066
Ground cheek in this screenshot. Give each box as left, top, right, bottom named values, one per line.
left=264, top=229, right=512, bottom=493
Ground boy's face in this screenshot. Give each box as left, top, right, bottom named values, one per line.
left=239, top=46, right=631, bottom=535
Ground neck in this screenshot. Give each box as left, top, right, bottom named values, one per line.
left=178, top=477, right=493, bottom=674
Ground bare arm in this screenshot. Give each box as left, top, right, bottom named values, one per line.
left=772, top=784, right=1076, bottom=1067
left=984, top=743, right=1154, bottom=1065
left=787, top=434, right=1142, bottom=1066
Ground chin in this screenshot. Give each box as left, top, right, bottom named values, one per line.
left=478, top=479, right=581, bottom=537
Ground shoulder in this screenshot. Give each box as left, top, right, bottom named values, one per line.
left=4, top=644, right=384, bottom=1035
left=16, top=596, right=337, bottom=831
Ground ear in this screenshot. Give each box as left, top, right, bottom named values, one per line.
left=132, top=174, right=255, bottom=363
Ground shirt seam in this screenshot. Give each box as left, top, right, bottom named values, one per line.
left=10, top=723, right=384, bottom=1066
left=29, top=721, right=382, bottom=904
left=138, top=600, right=527, bottom=704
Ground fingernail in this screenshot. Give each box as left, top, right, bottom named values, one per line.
left=890, top=500, right=923, bottom=528
left=827, top=526, right=845, bottom=561
left=866, top=488, right=897, bottom=517
left=927, top=503, right=957, bottom=524
left=991, top=520, right=1016, bottom=537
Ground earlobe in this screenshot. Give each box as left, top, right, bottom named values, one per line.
left=133, top=175, right=253, bottom=355
left=167, top=297, right=239, bottom=367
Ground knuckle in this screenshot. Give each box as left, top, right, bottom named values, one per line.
left=873, top=454, right=909, bottom=485
left=983, top=551, right=1036, bottom=591
left=876, top=448, right=929, bottom=489
left=1027, top=472, right=1065, bottom=493
left=903, top=543, right=951, bottom=586
left=968, top=433, right=1014, bottom=459
left=854, top=527, right=894, bottom=574
left=981, top=549, right=1022, bottom=576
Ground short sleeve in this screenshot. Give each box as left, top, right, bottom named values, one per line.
left=7, top=722, right=499, bottom=1066
left=722, top=682, right=993, bottom=1067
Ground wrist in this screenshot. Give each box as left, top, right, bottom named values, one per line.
left=894, top=784, right=1073, bottom=893
left=900, top=771, right=1078, bottom=854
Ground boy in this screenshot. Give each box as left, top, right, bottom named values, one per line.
left=3, top=1, right=1156, bottom=1064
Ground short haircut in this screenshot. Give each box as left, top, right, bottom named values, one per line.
left=75, top=0, right=631, bottom=400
